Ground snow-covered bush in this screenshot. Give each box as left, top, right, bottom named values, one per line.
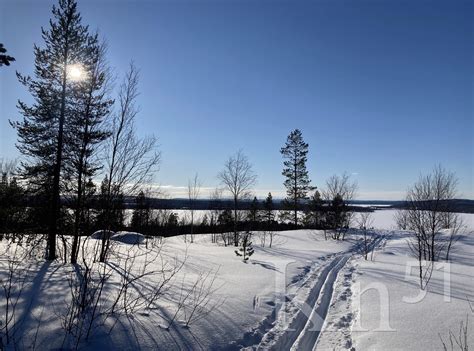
left=89, top=230, right=115, bottom=240
left=110, top=231, right=145, bottom=245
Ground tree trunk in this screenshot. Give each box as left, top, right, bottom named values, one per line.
left=234, top=196, right=238, bottom=246
left=48, top=50, right=69, bottom=261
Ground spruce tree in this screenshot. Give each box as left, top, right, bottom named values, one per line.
left=218, top=209, right=233, bottom=230
left=263, top=192, right=275, bottom=228
left=12, top=0, right=97, bottom=260
left=0, top=174, right=25, bottom=233
left=131, top=190, right=151, bottom=232
left=248, top=196, right=260, bottom=225
left=0, top=43, right=15, bottom=67
left=304, top=190, right=323, bottom=228
left=280, top=129, right=314, bottom=227
left=235, top=231, right=254, bottom=262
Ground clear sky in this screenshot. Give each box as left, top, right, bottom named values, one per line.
left=1, top=0, right=473, bottom=200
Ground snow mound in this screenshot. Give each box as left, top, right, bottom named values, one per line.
left=110, top=231, right=145, bottom=245
left=89, top=230, right=115, bottom=240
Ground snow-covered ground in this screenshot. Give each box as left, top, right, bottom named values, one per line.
left=371, top=208, right=474, bottom=230
left=0, top=209, right=472, bottom=350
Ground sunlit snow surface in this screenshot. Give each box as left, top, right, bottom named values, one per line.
left=0, top=209, right=472, bottom=350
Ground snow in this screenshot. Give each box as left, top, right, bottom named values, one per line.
left=110, top=231, right=146, bottom=244
left=369, top=209, right=474, bottom=230
left=1, top=209, right=473, bottom=350
left=316, top=228, right=474, bottom=351
left=349, top=232, right=474, bottom=351
left=90, top=229, right=115, bottom=240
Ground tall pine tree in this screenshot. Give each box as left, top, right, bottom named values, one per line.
left=280, top=129, right=314, bottom=227
left=12, top=0, right=97, bottom=260
left=68, top=42, right=113, bottom=263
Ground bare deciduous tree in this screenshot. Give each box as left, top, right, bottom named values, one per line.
left=322, top=172, right=358, bottom=240
left=99, top=63, right=161, bottom=262
left=404, top=165, right=459, bottom=289
left=209, top=187, right=223, bottom=244
left=443, top=214, right=465, bottom=262
left=394, top=209, right=409, bottom=230
left=218, top=150, right=257, bottom=246
left=356, top=212, right=374, bottom=260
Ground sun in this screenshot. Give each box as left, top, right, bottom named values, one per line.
left=67, top=64, right=85, bottom=82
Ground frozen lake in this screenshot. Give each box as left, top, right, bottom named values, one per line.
left=124, top=208, right=474, bottom=231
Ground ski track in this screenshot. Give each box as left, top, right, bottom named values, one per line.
left=244, top=233, right=387, bottom=351
left=290, top=254, right=350, bottom=351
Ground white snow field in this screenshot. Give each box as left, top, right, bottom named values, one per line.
left=0, top=209, right=472, bottom=350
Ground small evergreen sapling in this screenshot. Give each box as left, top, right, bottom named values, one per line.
left=235, top=231, right=254, bottom=262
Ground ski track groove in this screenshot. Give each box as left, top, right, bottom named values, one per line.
left=249, top=233, right=387, bottom=351
left=265, top=255, right=347, bottom=351
left=290, top=255, right=350, bottom=351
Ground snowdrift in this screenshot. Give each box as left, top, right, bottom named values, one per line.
left=89, top=230, right=115, bottom=240
left=110, top=231, right=145, bottom=245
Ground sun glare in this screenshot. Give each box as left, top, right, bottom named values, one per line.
left=67, top=64, right=85, bottom=81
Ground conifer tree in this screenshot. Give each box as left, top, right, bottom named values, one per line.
left=201, top=214, right=209, bottom=227
left=0, top=172, right=25, bottom=233
left=96, top=176, right=124, bottom=231
left=131, top=190, right=151, bottom=232
left=235, top=231, right=254, bottom=262
left=68, top=42, right=113, bottom=263
left=12, top=0, right=98, bottom=260
left=167, top=212, right=179, bottom=227
left=280, top=129, right=314, bottom=227
left=0, top=43, right=15, bottom=67
left=248, top=196, right=260, bottom=225
left=304, top=190, right=323, bottom=228
left=263, top=192, right=275, bottom=226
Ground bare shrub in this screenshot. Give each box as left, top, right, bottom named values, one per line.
left=182, top=267, right=225, bottom=327
left=60, top=236, right=185, bottom=349
left=356, top=212, right=374, bottom=260
left=439, top=299, right=473, bottom=351
left=404, top=165, right=459, bottom=289
left=167, top=267, right=225, bottom=329
left=0, top=234, right=43, bottom=346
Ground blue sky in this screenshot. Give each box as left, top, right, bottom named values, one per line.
left=1, top=0, right=472, bottom=199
